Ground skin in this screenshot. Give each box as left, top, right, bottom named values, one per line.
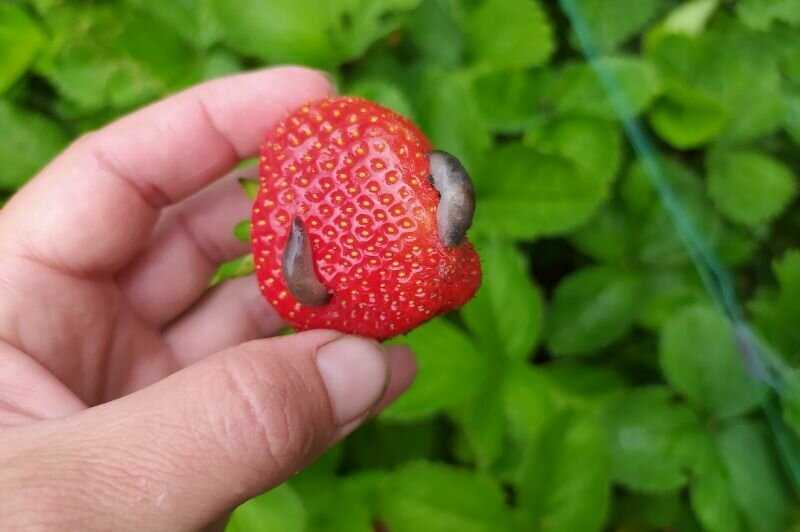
left=0, top=67, right=417, bottom=531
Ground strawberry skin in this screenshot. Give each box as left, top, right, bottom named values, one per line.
left=252, top=96, right=481, bottom=339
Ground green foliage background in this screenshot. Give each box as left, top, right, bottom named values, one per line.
left=3, top=0, right=800, bottom=530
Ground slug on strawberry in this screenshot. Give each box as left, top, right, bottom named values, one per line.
left=250, top=96, right=481, bottom=340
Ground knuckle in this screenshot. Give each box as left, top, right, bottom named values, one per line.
left=208, top=351, right=321, bottom=473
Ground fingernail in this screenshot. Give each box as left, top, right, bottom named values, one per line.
left=316, top=336, right=389, bottom=426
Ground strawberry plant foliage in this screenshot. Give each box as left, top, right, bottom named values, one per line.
left=707, top=149, right=797, bottom=228
left=567, top=0, right=669, bottom=52
left=5, top=0, right=800, bottom=530
left=382, top=318, right=489, bottom=421
left=0, top=3, right=43, bottom=94
left=465, top=0, right=553, bottom=70
left=660, top=306, right=767, bottom=419
left=34, top=3, right=196, bottom=114
left=378, top=461, right=514, bottom=532
left=606, top=387, right=702, bottom=492
left=0, top=101, right=68, bottom=189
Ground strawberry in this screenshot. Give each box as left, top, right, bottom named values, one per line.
left=251, top=96, right=481, bottom=339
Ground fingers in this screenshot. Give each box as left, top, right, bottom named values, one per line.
left=0, top=342, right=86, bottom=427
left=0, top=67, right=332, bottom=276
left=163, top=275, right=284, bottom=367
left=0, top=332, right=416, bottom=531
left=118, top=165, right=255, bottom=326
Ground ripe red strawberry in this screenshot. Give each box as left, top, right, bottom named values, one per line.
left=252, top=96, right=481, bottom=339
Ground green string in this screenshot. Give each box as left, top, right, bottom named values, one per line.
left=558, top=0, right=800, bottom=491
left=558, top=0, right=787, bottom=388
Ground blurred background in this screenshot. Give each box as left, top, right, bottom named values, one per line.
left=3, top=0, right=800, bottom=530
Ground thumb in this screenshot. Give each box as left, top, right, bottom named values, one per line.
left=1, top=331, right=415, bottom=531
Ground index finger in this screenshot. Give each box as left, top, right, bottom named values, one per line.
left=0, top=67, right=332, bottom=275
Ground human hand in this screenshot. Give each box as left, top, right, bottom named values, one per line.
left=0, top=67, right=417, bottom=531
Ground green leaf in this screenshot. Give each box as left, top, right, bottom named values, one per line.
left=714, top=223, right=758, bottom=267
left=0, top=3, right=44, bottom=94
left=649, top=85, right=727, bottom=148
left=348, top=79, right=415, bottom=120
left=234, top=220, right=251, bottom=243
left=567, top=0, right=668, bottom=52
left=347, top=45, right=411, bottom=89
left=689, top=438, right=746, bottom=532
left=238, top=178, right=258, bottom=200
left=524, top=115, right=622, bottom=187
left=547, top=266, right=640, bottom=357
left=517, top=410, right=611, bottom=532
left=330, top=0, right=423, bottom=64
left=498, top=363, right=618, bottom=484
left=717, top=419, right=792, bottom=532
left=200, top=49, right=244, bottom=80
left=450, top=368, right=506, bottom=469
left=736, top=0, right=800, bottom=30
left=569, top=204, right=634, bottom=264
left=659, top=305, right=766, bottom=418
left=381, top=319, right=488, bottom=421
left=473, top=144, right=613, bottom=240
left=461, top=239, right=543, bottom=360
left=291, top=472, right=373, bottom=532
left=341, top=471, right=386, bottom=521
left=542, top=362, right=626, bottom=409
left=411, top=68, right=490, bottom=176
left=546, top=56, right=662, bottom=120
left=209, top=0, right=331, bottom=65
left=378, top=462, right=514, bottom=532
left=782, top=371, right=800, bottom=438
left=624, top=157, right=754, bottom=268
left=465, top=0, right=553, bottom=70
left=620, top=166, right=655, bottom=214
left=775, top=25, right=800, bottom=83
left=212, top=0, right=421, bottom=67
left=227, top=484, right=306, bottom=532
left=0, top=100, right=68, bottom=189
left=750, top=249, right=800, bottom=364
left=764, top=392, right=800, bottom=499
left=787, top=87, right=800, bottom=145
left=707, top=149, right=797, bottom=227
left=636, top=268, right=705, bottom=331
left=644, top=0, right=719, bottom=50
left=606, top=386, right=701, bottom=492
left=210, top=254, right=255, bottom=286
left=125, top=0, right=221, bottom=49
left=502, top=362, right=558, bottom=445
left=690, top=419, right=791, bottom=532
left=35, top=4, right=196, bottom=113
left=407, top=0, right=464, bottom=68
left=472, top=69, right=550, bottom=133
left=647, top=19, right=784, bottom=143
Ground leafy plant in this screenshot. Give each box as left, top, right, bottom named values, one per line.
left=3, top=0, right=800, bottom=530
